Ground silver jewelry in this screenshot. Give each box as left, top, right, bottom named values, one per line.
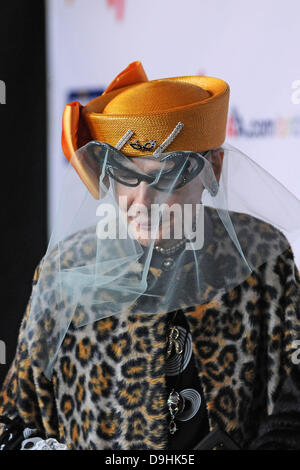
left=153, top=122, right=184, bottom=158
left=21, top=437, right=68, bottom=450
left=165, top=328, right=192, bottom=377
left=167, top=389, right=185, bottom=434
left=161, top=257, right=175, bottom=271
left=154, top=238, right=186, bottom=256
left=166, top=326, right=183, bottom=359
left=154, top=238, right=186, bottom=271
left=166, top=311, right=187, bottom=435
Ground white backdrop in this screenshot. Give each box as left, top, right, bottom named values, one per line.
left=46, top=0, right=300, bottom=263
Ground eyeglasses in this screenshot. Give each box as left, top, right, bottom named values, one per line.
left=86, top=141, right=208, bottom=191
left=106, top=152, right=208, bottom=191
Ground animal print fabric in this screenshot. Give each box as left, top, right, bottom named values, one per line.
left=1, top=210, right=300, bottom=450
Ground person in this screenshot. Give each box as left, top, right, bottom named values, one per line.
left=1, top=61, right=300, bottom=451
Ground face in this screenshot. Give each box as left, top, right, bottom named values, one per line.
left=111, top=154, right=215, bottom=247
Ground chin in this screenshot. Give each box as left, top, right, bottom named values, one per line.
left=136, top=235, right=162, bottom=247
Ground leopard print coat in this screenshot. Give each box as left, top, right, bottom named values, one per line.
left=1, top=209, right=300, bottom=450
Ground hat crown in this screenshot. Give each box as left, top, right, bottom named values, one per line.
left=103, top=80, right=211, bottom=115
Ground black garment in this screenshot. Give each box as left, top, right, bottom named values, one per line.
left=165, top=310, right=209, bottom=449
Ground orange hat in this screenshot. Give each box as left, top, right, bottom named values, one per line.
left=61, top=61, right=230, bottom=197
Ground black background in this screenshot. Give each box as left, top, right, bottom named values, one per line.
left=0, top=0, right=47, bottom=385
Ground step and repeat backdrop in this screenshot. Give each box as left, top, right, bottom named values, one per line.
left=46, top=0, right=300, bottom=263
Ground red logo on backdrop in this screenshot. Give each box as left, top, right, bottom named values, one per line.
left=107, top=0, right=125, bottom=21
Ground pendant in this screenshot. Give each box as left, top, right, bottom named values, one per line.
left=161, top=257, right=175, bottom=271
left=166, top=326, right=183, bottom=359
left=167, top=389, right=185, bottom=434
left=169, top=419, right=178, bottom=435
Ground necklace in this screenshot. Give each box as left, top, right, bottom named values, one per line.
left=166, top=310, right=188, bottom=434
left=154, top=238, right=186, bottom=255
left=154, top=239, right=186, bottom=271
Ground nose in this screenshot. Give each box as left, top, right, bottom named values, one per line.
left=132, top=181, right=156, bottom=207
